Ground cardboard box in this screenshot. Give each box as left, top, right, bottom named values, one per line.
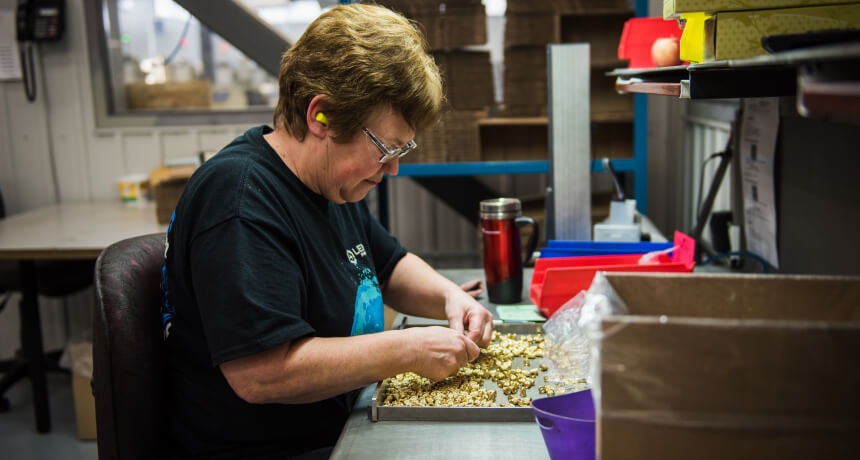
left=408, top=110, right=487, bottom=163
left=503, top=80, right=548, bottom=108
left=410, top=4, right=488, bottom=50
left=507, top=0, right=631, bottom=13
left=717, top=4, right=860, bottom=60
left=555, top=0, right=632, bottom=14
left=682, top=4, right=860, bottom=62
left=479, top=119, right=548, bottom=161
left=432, top=50, right=495, bottom=111
left=443, top=110, right=485, bottom=162
left=503, top=47, right=548, bottom=82
left=410, top=117, right=447, bottom=164
left=375, top=0, right=483, bottom=15
left=126, top=81, right=212, bottom=110
left=68, top=342, right=96, bottom=441
left=561, top=13, right=633, bottom=64
left=664, top=0, right=859, bottom=19
left=503, top=47, right=548, bottom=107
left=150, top=165, right=196, bottom=225
left=504, top=13, right=561, bottom=47
left=507, top=0, right=557, bottom=13
left=493, top=104, right=548, bottom=117
left=596, top=272, right=860, bottom=460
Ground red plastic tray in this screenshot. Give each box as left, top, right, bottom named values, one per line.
left=617, top=17, right=685, bottom=68
left=530, top=232, right=695, bottom=318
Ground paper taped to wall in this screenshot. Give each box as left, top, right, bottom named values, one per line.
left=0, top=10, right=23, bottom=80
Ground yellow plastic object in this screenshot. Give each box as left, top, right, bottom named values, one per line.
left=679, top=12, right=712, bottom=64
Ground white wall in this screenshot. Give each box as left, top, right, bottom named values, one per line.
left=0, top=0, right=258, bottom=359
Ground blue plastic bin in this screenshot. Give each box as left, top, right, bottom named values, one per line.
left=539, top=240, right=673, bottom=258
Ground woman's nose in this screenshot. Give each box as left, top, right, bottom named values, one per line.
left=382, top=157, right=399, bottom=176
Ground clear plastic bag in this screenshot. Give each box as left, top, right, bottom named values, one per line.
left=542, top=272, right=628, bottom=398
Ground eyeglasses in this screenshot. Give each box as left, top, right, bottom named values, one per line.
left=363, top=128, right=417, bottom=164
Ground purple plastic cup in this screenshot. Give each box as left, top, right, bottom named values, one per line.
left=531, top=389, right=596, bottom=460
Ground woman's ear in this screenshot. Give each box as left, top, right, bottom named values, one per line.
left=306, top=94, right=328, bottom=139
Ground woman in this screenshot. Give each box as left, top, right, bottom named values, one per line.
left=161, top=4, right=494, bottom=459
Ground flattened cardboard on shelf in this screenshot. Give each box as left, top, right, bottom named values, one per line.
left=664, top=0, right=859, bottom=19
left=680, top=3, right=860, bottom=62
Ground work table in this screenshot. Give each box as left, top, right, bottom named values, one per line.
left=330, top=268, right=550, bottom=460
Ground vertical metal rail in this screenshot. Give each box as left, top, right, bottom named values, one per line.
left=548, top=44, right=591, bottom=241
left=634, top=0, right=649, bottom=215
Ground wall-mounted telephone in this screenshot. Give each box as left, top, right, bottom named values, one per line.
left=16, top=0, right=65, bottom=42
left=16, top=0, right=65, bottom=102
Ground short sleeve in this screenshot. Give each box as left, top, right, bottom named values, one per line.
left=189, top=217, right=315, bottom=366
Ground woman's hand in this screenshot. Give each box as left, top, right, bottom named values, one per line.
left=406, top=326, right=480, bottom=381
left=443, top=287, right=494, bottom=348
left=459, top=279, right=484, bottom=299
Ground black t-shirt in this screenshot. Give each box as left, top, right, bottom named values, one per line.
left=161, top=125, right=407, bottom=459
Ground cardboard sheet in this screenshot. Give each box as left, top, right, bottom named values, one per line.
left=594, top=272, right=860, bottom=460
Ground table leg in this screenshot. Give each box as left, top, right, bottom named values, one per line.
left=18, top=260, right=51, bottom=433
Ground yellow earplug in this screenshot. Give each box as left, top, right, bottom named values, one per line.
left=315, top=112, right=328, bottom=125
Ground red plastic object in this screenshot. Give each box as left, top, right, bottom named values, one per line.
left=617, top=17, right=685, bottom=68
left=530, top=232, right=696, bottom=318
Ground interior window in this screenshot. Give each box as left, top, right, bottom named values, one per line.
left=95, top=0, right=328, bottom=114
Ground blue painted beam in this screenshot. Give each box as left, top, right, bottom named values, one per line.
left=394, top=161, right=549, bottom=177
left=590, top=158, right=635, bottom=173
left=390, top=159, right=637, bottom=178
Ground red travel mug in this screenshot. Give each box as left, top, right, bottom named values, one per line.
left=480, top=198, right=539, bottom=305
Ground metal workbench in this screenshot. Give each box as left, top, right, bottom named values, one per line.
left=329, top=268, right=551, bottom=460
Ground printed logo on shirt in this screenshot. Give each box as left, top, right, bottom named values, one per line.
left=346, top=243, right=367, bottom=265
left=350, top=267, right=384, bottom=336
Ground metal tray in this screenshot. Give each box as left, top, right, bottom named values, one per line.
left=370, top=322, right=547, bottom=422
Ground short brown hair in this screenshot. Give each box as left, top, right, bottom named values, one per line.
left=273, top=4, right=444, bottom=143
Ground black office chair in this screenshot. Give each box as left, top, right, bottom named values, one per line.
left=93, top=233, right=166, bottom=460
left=0, top=187, right=96, bottom=413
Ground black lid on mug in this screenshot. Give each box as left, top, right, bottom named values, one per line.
left=480, top=197, right=522, bottom=220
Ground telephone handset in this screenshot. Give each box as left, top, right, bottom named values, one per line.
left=15, top=0, right=65, bottom=102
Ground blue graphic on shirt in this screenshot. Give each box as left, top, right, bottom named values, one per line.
left=161, top=209, right=176, bottom=340
left=350, top=267, right=383, bottom=336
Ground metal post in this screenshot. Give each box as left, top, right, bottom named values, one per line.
left=548, top=44, right=591, bottom=241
